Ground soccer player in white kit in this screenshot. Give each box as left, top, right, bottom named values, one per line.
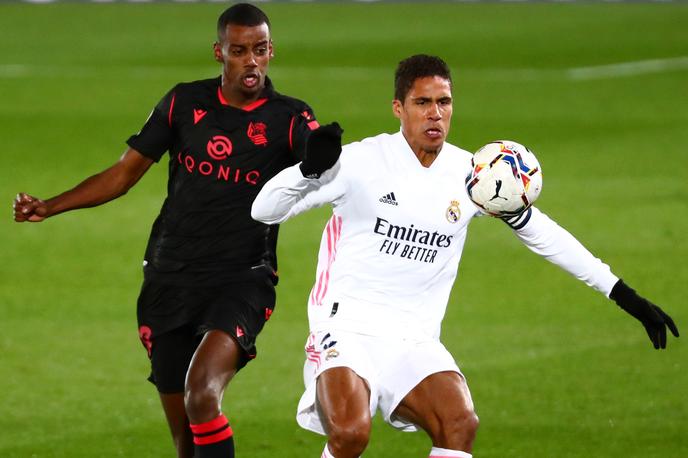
left=251, top=55, right=679, bottom=458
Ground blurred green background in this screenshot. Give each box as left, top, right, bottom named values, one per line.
left=1, top=2, right=686, bottom=457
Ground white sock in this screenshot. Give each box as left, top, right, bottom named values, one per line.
left=321, top=443, right=335, bottom=458
left=429, top=446, right=472, bottom=458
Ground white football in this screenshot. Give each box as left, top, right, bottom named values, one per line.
left=465, top=140, right=543, bottom=217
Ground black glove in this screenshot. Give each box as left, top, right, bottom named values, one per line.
left=610, top=279, right=679, bottom=349
left=299, top=122, right=343, bottom=179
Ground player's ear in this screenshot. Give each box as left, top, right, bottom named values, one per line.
left=268, top=39, right=274, bottom=59
left=392, top=99, right=403, bottom=119
left=213, top=42, right=223, bottom=63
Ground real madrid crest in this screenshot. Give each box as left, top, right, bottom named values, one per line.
left=326, top=348, right=340, bottom=360
left=446, top=200, right=461, bottom=223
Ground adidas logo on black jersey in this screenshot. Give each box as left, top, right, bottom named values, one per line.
left=379, top=192, right=398, bottom=206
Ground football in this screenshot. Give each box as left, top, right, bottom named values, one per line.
left=465, top=140, right=543, bottom=217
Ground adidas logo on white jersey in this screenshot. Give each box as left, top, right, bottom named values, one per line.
left=379, top=192, right=398, bottom=206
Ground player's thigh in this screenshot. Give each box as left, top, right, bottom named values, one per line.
left=317, top=366, right=372, bottom=433
left=394, top=370, right=474, bottom=432
left=297, top=330, right=378, bottom=435
left=186, top=329, right=242, bottom=391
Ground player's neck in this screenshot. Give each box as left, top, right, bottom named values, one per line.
left=401, top=130, right=442, bottom=168
left=415, top=149, right=440, bottom=168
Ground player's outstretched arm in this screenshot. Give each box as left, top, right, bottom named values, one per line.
left=505, top=207, right=679, bottom=349
left=299, top=122, right=343, bottom=179
left=13, top=148, right=154, bottom=222
left=610, top=280, right=679, bottom=349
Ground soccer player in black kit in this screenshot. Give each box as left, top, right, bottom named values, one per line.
left=13, top=4, right=342, bottom=458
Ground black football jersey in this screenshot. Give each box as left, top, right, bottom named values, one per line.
left=127, top=76, right=318, bottom=285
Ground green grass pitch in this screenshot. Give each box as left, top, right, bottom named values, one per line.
left=1, top=2, right=686, bottom=457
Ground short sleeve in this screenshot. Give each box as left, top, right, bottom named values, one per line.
left=126, top=88, right=177, bottom=162
left=289, top=104, right=319, bottom=161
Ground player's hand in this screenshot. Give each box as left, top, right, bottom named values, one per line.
left=610, top=279, right=679, bottom=349
left=13, top=193, right=49, bottom=222
left=299, top=122, right=343, bottom=179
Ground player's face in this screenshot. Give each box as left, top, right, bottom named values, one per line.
left=393, top=76, right=453, bottom=156
left=214, top=23, right=273, bottom=100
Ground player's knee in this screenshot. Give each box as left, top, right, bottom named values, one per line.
left=184, top=383, right=221, bottom=421
left=460, top=409, right=479, bottom=439
left=327, top=418, right=371, bottom=456
left=433, top=407, right=479, bottom=449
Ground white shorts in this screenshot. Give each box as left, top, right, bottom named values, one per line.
left=296, top=329, right=462, bottom=435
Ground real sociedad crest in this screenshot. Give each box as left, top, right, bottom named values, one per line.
left=446, top=200, right=461, bottom=223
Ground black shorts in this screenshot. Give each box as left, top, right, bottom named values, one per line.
left=136, top=266, right=276, bottom=393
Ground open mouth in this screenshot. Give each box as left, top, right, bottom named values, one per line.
left=425, top=128, right=443, bottom=139
left=242, top=73, right=259, bottom=88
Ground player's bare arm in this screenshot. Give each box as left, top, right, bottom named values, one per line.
left=13, top=148, right=153, bottom=222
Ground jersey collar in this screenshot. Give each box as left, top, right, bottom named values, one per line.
left=394, top=129, right=447, bottom=172
left=216, top=76, right=275, bottom=111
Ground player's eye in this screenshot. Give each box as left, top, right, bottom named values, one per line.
left=255, top=47, right=268, bottom=55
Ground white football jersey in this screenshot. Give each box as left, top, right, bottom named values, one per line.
left=252, top=131, right=618, bottom=340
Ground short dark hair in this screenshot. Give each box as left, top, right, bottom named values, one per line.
left=394, top=54, right=452, bottom=102
left=217, top=3, right=271, bottom=40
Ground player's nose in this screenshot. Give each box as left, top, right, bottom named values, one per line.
left=244, top=51, right=258, bottom=67
left=427, top=103, right=442, bottom=120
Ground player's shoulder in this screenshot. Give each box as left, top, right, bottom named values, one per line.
left=340, top=132, right=391, bottom=162
left=170, top=77, right=218, bottom=94
left=343, top=131, right=396, bottom=153
left=164, top=77, right=219, bottom=106
left=270, top=90, right=314, bottom=114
